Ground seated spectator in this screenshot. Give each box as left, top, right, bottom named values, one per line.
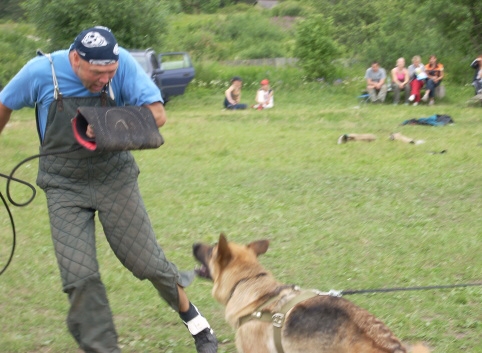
left=253, top=79, right=274, bottom=110
left=224, top=76, right=247, bottom=110
left=471, top=55, right=482, bottom=94
left=407, top=55, right=426, bottom=106
left=423, top=55, right=444, bottom=105
left=476, top=68, right=482, bottom=99
left=365, top=61, right=387, bottom=103
left=391, top=58, right=410, bottom=105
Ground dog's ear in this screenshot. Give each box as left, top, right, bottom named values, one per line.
left=247, top=239, right=269, bottom=256
left=216, top=233, right=232, bottom=268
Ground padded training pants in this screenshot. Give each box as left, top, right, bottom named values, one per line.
left=36, top=151, right=193, bottom=352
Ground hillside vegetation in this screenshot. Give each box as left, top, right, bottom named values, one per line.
left=1, top=0, right=480, bottom=85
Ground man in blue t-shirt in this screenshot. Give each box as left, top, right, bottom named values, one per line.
left=0, top=26, right=217, bottom=353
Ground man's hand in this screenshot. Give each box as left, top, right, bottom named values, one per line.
left=86, top=124, right=95, bottom=139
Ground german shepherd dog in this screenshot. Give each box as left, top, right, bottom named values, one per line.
left=193, top=234, right=430, bottom=353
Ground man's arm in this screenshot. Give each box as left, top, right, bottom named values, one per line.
left=0, top=101, right=13, bottom=135
left=146, top=101, right=166, bottom=128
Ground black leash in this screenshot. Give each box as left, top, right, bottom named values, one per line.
left=0, top=147, right=82, bottom=275
left=2, top=153, right=482, bottom=296
left=329, top=282, right=482, bottom=297
left=0, top=191, right=16, bottom=276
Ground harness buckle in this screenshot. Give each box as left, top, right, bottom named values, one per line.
left=328, top=289, right=343, bottom=297
left=272, top=313, right=284, bottom=328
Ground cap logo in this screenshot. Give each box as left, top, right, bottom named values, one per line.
left=81, top=31, right=108, bottom=48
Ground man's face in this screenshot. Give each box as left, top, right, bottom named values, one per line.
left=371, top=63, right=379, bottom=72
left=73, top=51, right=118, bottom=92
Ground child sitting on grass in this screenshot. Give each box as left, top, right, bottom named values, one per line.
left=253, top=79, right=274, bottom=110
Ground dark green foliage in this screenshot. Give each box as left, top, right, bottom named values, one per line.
left=179, top=0, right=220, bottom=14
left=294, top=15, right=340, bottom=81
left=3, top=0, right=480, bottom=86
left=22, top=0, right=169, bottom=50
left=163, top=12, right=293, bottom=60
left=178, top=0, right=256, bottom=13
left=0, top=0, right=25, bottom=20
left=270, top=1, right=310, bottom=17
left=0, top=23, right=49, bottom=84
left=311, top=0, right=380, bottom=50
left=419, top=0, right=482, bottom=55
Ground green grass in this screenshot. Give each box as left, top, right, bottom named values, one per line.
left=0, top=84, right=481, bottom=352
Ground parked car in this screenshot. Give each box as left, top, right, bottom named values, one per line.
left=128, top=49, right=195, bottom=102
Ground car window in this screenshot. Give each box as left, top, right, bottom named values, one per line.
left=132, top=55, right=149, bottom=73
left=160, top=54, right=190, bottom=70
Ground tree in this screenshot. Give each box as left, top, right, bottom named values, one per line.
left=308, top=0, right=381, bottom=50
left=294, top=14, right=340, bottom=81
left=22, top=0, right=169, bottom=50
left=0, top=0, right=25, bottom=20
left=419, top=0, right=482, bottom=55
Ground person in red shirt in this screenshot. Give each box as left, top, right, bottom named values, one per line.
left=423, top=55, right=444, bottom=105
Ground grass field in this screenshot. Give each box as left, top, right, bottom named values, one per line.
left=0, top=83, right=481, bottom=352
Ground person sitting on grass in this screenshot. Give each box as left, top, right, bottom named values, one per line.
left=365, top=61, right=387, bottom=103
left=224, top=76, right=247, bottom=110
left=252, top=79, right=274, bottom=110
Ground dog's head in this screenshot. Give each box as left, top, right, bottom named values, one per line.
left=193, top=233, right=270, bottom=303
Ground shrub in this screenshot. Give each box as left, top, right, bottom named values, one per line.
left=294, top=15, right=341, bottom=81
left=270, top=1, right=309, bottom=17
left=0, top=22, right=48, bottom=83
left=163, top=13, right=292, bottom=60
left=22, top=0, right=168, bottom=50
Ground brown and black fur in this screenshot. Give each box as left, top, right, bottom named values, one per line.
left=193, top=234, right=430, bottom=353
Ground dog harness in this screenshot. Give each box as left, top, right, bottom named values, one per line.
left=237, top=286, right=341, bottom=353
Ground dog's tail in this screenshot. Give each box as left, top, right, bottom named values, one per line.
left=410, top=343, right=431, bottom=353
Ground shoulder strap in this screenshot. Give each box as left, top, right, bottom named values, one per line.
left=36, top=50, right=61, bottom=100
